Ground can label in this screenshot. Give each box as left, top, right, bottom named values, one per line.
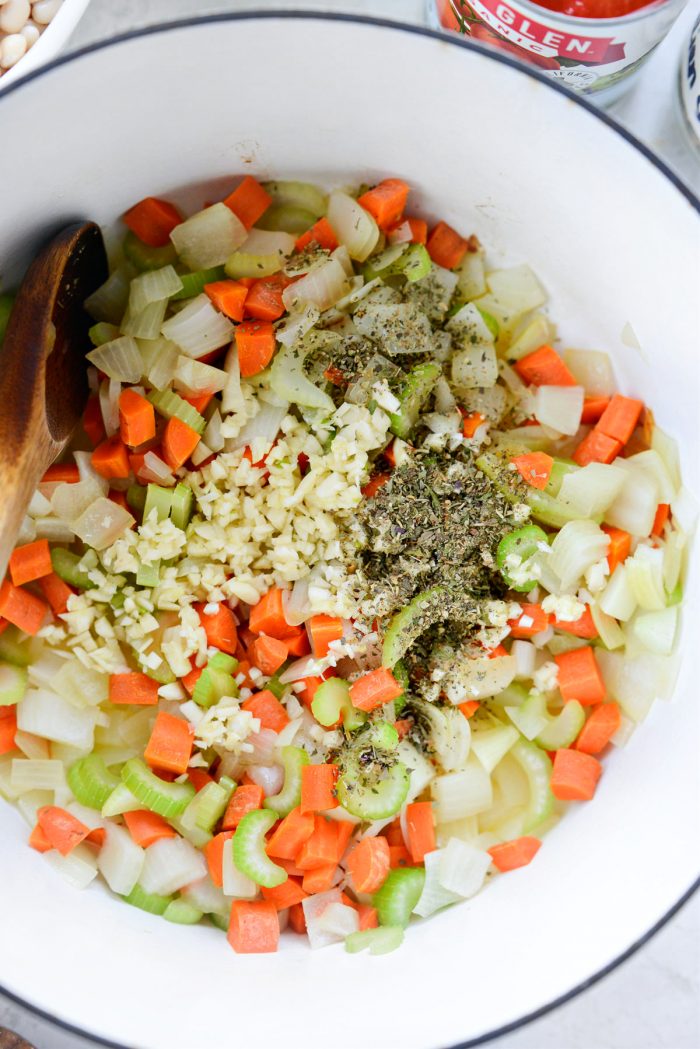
left=437, top=0, right=686, bottom=92
left=679, top=14, right=700, bottom=148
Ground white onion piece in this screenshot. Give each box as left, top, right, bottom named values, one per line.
left=161, top=294, right=234, bottom=359
left=141, top=453, right=176, bottom=486
left=549, top=520, right=610, bottom=590
left=221, top=838, right=257, bottom=898
left=663, top=530, right=686, bottom=593
left=50, top=476, right=103, bottom=524
left=562, top=348, right=616, bottom=396
left=190, top=441, right=213, bottom=467
left=170, top=203, right=247, bottom=269
left=470, top=723, right=519, bottom=774
left=397, top=741, right=437, bottom=804
left=203, top=410, right=224, bottom=453
left=387, top=219, right=413, bottom=245
left=246, top=762, right=284, bottom=796
left=442, top=655, right=517, bottom=702
left=282, top=578, right=311, bottom=626
left=605, top=463, right=659, bottom=537
left=422, top=410, right=462, bottom=435
left=482, top=264, right=546, bottom=318
left=434, top=375, right=456, bottom=413
left=129, top=265, right=183, bottom=315
left=439, top=837, right=491, bottom=898
left=72, top=497, right=135, bottom=549
left=452, top=343, right=499, bottom=389
left=222, top=344, right=244, bottom=415
left=87, top=336, right=142, bottom=383
left=140, top=837, right=206, bottom=896
left=651, top=425, right=682, bottom=491
left=280, top=655, right=326, bottom=683
left=626, top=449, right=676, bottom=504
left=331, top=244, right=354, bottom=278
left=97, top=822, right=144, bottom=896
left=631, top=606, right=678, bottom=655
left=557, top=462, right=627, bottom=517
left=670, top=486, right=699, bottom=535
left=73, top=450, right=109, bottom=496
left=316, top=901, right=359, bottom=937
left=282, top=258, right=349, bottom=312
left=242, top=227, right=295, bottom=258
left=533, top=384, right=584, bottom=435
left=431, top=756, right=493, bottom=822
left=276, top=304, right=320, bottom=348
left=456, top=251, right=487, bottom=301
left=327, top=190, right=379, bottom=262
left=173, top=356, right=227, bottom=397
left=247, top=729, right=279, bottom=766
left=9, top=758, right=66, bottom=793
left=45, top=845, right=98, bottom=890
left=596, top=648, right=678, bottom=722
left=354, top=302, right=433, bottom=356
left=229, top=401, right=288, bottom=452
left=98, top=377, right=120, bottom=437
left=511, top=640, right=537, bottom=679
left=599, top=563, right=637, bottom=621
left=269, top=344, right=334, bottom=411
left=302, top=890, right=355, bottom=949
left=83, top=268, right=130, bottom=325
left=139, top=337, right=180, bottom=391
left=413, top=849, right=461, bottom=918
left=53, top=661, right=108, bottom=708
left=182, top=875, right=228, bottom=915
left=625, top=545, right=666, bottom=610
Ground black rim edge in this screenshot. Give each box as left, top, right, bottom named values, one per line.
left=0, top=11, right=698, bottom=1049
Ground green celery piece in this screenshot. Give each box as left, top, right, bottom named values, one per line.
left=124, top=883, right=173, bottom=915
left=126, top=484, right=147, bottom=515
left=233, top=809, right=288, bottom=888
left=545, top=458, right=578, bottom=498
left=143, top=483, right=173, bottom=523
left=373, top=868, right=426, bottom=928
left=111, top=592, right=126, bottom=611
left=382, top=587, right=446, bottom=667
left=141, top=660, right=176, bottom=686
left=121, top=758, right=195, bottom=818
left=148, top=389, right=206, bottom=435
left=123, top=231, right=177, bottom=272
left=667, top=581, right=683, bottom=606
left=180, top=778, right=233, bottom=834
left=163, top=899, right=203, bottom=925
left=256, top=204, right=317, bottom=234
left=342, top=705, right=367, bottom=733
left=491, top=681, right=530, bottom=707
left=171, top=266, right=226, bottom=301
left=136, top=561, right=160, bottom=588
left=0, top=293, right=14, bottom=346
left=101, top=782, right=143, bottom=818
left=527, top=487, right=599, bottom=529
left=368, top=722, right=399, bottom=752
left=68, top=754, right=120, bottom=810
left=0, top=626, right=33, bottom=668
left=192, top=667, right=237, bottom=708
left=89, top=321, right=120, bottom=347
left=389, top=361, right=441, bottom=439
left=337, top=753, right=409, bottom=820
left=476, top=450, right=585, bottom=529
left=476, top=306, right=500, bottom=339
left=392, top=659, right=409, bottom=716
left=510, top=739, right=554, bottom=832
left=208, top=911, right=229, bottom=932
left=225, top=252, right=282, bottom=280
left=265, top=665, right=288, bottom=700
left=50, top=548, right=96, bottom=590
left=345, top=926, right=404, bottom=955
left=0, top=663, right=27, bottom=706
left=208, top=652, right=238, bottom=675
left=535, top=700, right=585, bottom=749
left=386, top=244, right=432, bottom=284
left=311, top=678, right=350, bottom=727
left=264, top=746, right=309, bottom=816
left=394, top=693, right=408, bottom=717
left=496, top=524, right=549, bottom=592
left=262, top=180, right=327, bottom=218
left=170, top=483, right=194, bottom=530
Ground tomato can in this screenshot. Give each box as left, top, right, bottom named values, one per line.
left=430, top=0, right=689, bottom=100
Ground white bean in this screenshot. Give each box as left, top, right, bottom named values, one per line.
left=0, top=0, right=30, bottom=34
left=0, top=31, right=28, bottom=67
left=31, top=0, right=61, bottom=24
left=21, top=19, right=40, bottom=46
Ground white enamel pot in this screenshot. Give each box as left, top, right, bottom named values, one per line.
left=0, top=13, right=698, bottom=1049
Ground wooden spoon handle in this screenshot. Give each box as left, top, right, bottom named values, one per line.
left=0, top=430, right=58, bottom=581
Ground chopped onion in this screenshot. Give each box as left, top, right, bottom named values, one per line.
left=591, top=602, right=625, bottom=649
left=53, top=661, right=108, bottom=709
left=533, top=384, right=584, bottom=435
left=604, top=462, right=658, bottom=537
left=182, top=875, right=228, bottom=915
left=84, top=267, right=130, bottom=325
left=558, top=462, right=627, bottom=517
left=670, top=485, right=699, bottom=535
left=221, top=837, right=257, bottom=898
left=246, top=762, right=284, bottom=796
left=413, top=849, right=461, bottom=918
left=269, top=343, right=334, bottom=411
left=470, top=723, right=519, bottom=774
left=34, top=517, right=75, bottom=542
left=627, top=449, right=676, bottom=504
left=279, top=655, right=325, bottom=683
left=138, top=337, right=179, bottom=391
left=73, top=450, right=108, bottom=496
left=431, top=756, right=493, bottom=822
left=276, top=304, right=320, bottom=348
left=438, top=837, right=491, bottom=898
left=302, top=890, right=356, bottom=948
left=506, top=311, right=555, bottom=362
left=229, top=401, right=288, bottom=452
left=173, top=356, right=227, bottom=397
left=241, top=227, right=295, bottom=258
left=17, top=689, right=96, bottom=749
left=599, top=563, right=637, bottom=621
left=17, top=516, right=36, bottom=544
left=452, top=343, right=499, bottom=390
left=423, top=410, right=462, bottom=435
left=446, top=302, right=494, bottom=344
left=462, top=383, right=508, bottom=424
left=72, top=497, right=135, bottom=549
left=45, top=844, right=98, bottom=890
left=10, top=758, right=66, bottom=793
left=596, top=648, right=678, bottom=721
left=456, top=250, right=487, bottom=301
left=202, top=410, right=224, bottom=454
left=170, top=203, right=247, bottom=269
left=161, top=294, right=234, bottom=359
left=549, top=520, right=610, bottom=590
left=486, top=264, right=546, bottom=316
left=221, top=343, right=244, bottom=416
left=626, top=545, right=666, bottom=610
left=631, top=606, right=678, bottom=655
left=562, top=349, right=616, bottom=396
left=129, top=265, right=183, bottom=316
left=97, top=822, right=144, bottom=896
left=140, top=837, right=206, bottom=896
left=139, top=452, right=176, bottom=487
left=282, top=579, right=311, bottom=626
left=663, top=530, right=686, bottom=593
left=511, top=640, right=536, bottom=679
left=87, top=336, right=142, bottom=383
left=434, top=375, right=457, bottom=414
left=443, top=654, right=517, bottom=702
left=353, top=302, right=433, bottom=356
left=51, top=477, right=104, bottom=524
left=99, top=377, right=121, bottom=437
left=282, top=258, right=349, bottom=312
left=327, top=190, right=379, bottom=262
left=651, top=425, right=681, bottom=491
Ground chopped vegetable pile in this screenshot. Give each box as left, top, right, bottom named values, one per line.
left=0, top=174, right=693, bottom=956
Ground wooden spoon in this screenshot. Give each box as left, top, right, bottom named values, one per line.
left=0, top=222, right=107, bottom=578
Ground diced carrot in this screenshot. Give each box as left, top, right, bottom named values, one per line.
left=511, top=452, right=554, bottom=490
left=91, top=435, right=130, bottom=480
left=82, top=395, right=106, bottom=447
left=0, top=708, right=17, bottom=755
left=9, top=539, right=52, bottom=586
left=84, top=827, right=106, bottom=848
left=552, top=605, right=598, bottom=640
left=275, top=857, right=305, bottom=877
left=228, top=899, right=279, bottom=953
left=349, top=667, right=403, bottom=712
left=554, top=646, right=606, bottom=705
left=395, top=718, right=412, bottom=739
left=0, top=618, right=9, bottom=637
left=204, top=831, right=234, bottom=887
left=300, top=764, right=338, bottom=814
left=389, top=216, right=429, bottom=245
left=596, top=394, right=644, bottom=446
left=357, top=903, right=379, bottom=930
left=29, top=823, right=53, bottom=853
left=38, top=572, right=74, bottom=616
left=514, top=345, right=577, bottom=387
left=267, top=807, right=315, bottom=860
left=573, top=430, right=622, bottom=467
left=458, top=700, right=480, bottom=719
left=307, top=615, right=343, bottom=659
left=109, top=671, right=160, bottom=706
left=41, top=462, right=80, bottom=484
left=123, top=809, right=178, bottom=848
left=119, top=389, right=156, bottom=449
left=550, top=749, right=602, bottom=801
left=575, top=702, right=621, bottom=755
left=601, top=525, right=631, bottom=573
left=248, top=587, right=298, bottom=640
left=288, top=901, right=307, bottom=933
left=222, top=783, right=264, bottom=830
left=249, top=635, right=288, bottom=675
left=195, top=602, right=238, bottom=655
left=244, top=273, right=290, bottom=322
left=235, top=320, right=277, bottom=378
left=144, top=711, right=194, bottom=775
left=204, top=279, right=248, bottom=321
left=405, top=801, right=436, bottom=864
left=261, top=877, right=308, bottom=910
left=183, top=392, right=215, bottom=415
left=294, top=217, right=339, bottom=252
left=223, top=176, right=272, bottom=230
left=242, top=690, right=290, bottom=733
left=36, top=806, right=90, bottom=856
left=346, top=836, right=391, bottom=894
left=384, top=818, right=404, bottom=847
left=361, top=472, right=391, bottom=499
left=389, top=845, right=412, bottom=869
left=181, top=664, right=202, bottom=696
left=301, top=862, right=337, bottom=894
left=123, top=196, right=182, bottom=247
left=488, top=644, right=509, bottom=659
left=236, top=659, right=255, bottom=689
left=651, top=503, right=670, bottom=537
left=426, top=221, right=468, bottom=269
left=334, top=820, right=355, bottom=862
left=357, top=178, right=410, bottom=230
left=295, top=815, right=339, bottom=870
left=285, top=628, right=310, bottom=658
left=0, top=581, right=48, bottom=636
left=488, top=836, right=541, bottom=872
left=162, top=417, right=200, bottom=471
left=581, top=396, right=610, bottom=424
left=507, top=603, right=550, bottom=639
left=187, top=768, right=214, bottom=792
left=462, top=411, right=485, bottom=438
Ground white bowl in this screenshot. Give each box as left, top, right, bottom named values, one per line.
left=0, top=14, right=698, bottom=1049
left=0, top=0, right=91, bottom=90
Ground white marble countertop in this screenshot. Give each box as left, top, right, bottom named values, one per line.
left=1, top=1, right=699, bottom=1047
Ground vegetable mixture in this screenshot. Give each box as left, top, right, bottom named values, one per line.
left=0, top=175, right=692, bottom=956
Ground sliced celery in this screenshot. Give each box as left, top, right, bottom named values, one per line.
left=257, top=203, right=317, bottom=234
left=50, top=549, right=96, bottom=591
left=171, top=266, right=226, bottom=301
left=180, top=778, right=233, bottom=834
left=506, top=693, right=548, bottom=740
left=233, top=809, right=287, bottom=888
left=225, top=252, right=282, bottom=280
left=345, top=926, right=404, bottom=955
left=192, top=667, right=237, bottom=708
left=476, top=451, right=583, bottom=530
left=208, top=653, right=238, bottom=675
left=311, top=678, right=350, bottom=727
left=141, top=660, right=176, bottom=686
left=0, top=292, right=14, bottom=346
left=0, top=663, right=27, bottom=706
left=170, top=483, right=194, bottom=530
left=163, top=899, right=203, bottom=925
left=68, top=754, right=120, bottom=810
left=264, top=746, right=309, bottom=816
left=264, top=666, right=288, bottom=700
left=89, top=321, right=120, bottom=347
left=125, top=883, right=173, bottom=915
left=337, top=752, right=409, bottom=820
left=126, top=484, right=147, bottom=515
left=510, top=739, right=554, bottom=832
left=101, top=782, right=143, bottom=818
left=143, top=484, right=173, bottom=523
left=369, top=722, right=400, bottom=752
left=262, top=180, right=327, bottom=219
left=123, top=231, right=177, bottom=272
left=496, top=525, right=549, bottom=592
left=382, top=587, right=446, bottom=667
left=148, top=389, right=206, bottom=435
left=394, top=244, right=432, bottom=284
left=389, top=362, right=442, bottom=439
left=121, top=758, right=195, bottom=818
left=0, top=626, right=34, bottom=668
left=535, top=701, right=585, bottom=749
left=208, top=911, right=229, bottom=932
left=545, top=458, right=578, bottom=498
left=373, top=868, right=425, bottom=928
